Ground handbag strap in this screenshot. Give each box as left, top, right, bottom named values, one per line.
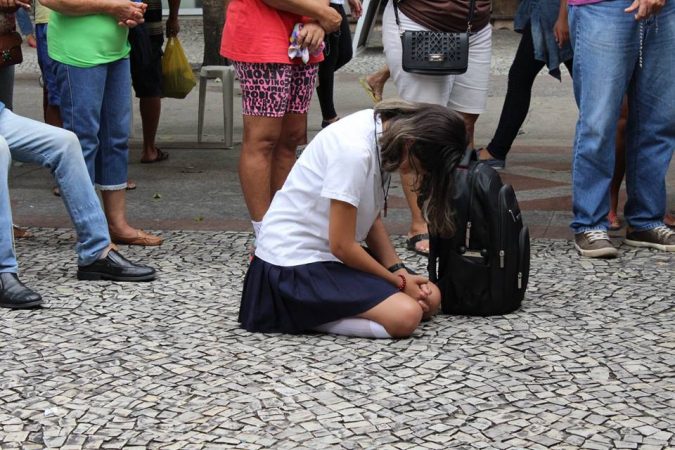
left=393, top=0, right=477, bottom=34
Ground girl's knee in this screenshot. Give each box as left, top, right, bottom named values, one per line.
left=0, top=138, right=10, bottom=170
left=387, top=300, right=423, bottom=338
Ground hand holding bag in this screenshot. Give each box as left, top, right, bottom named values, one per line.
left=394, top=0, right=476, bottom=75
left=0, top=31, right=23, bottom=68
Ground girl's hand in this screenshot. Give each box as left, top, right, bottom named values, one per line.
left=298, top=22, right=326, bottom=53
left=397, top=271, right=430, bottom=302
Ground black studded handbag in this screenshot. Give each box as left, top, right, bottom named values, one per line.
left=394, top=0, right=476, bottom=75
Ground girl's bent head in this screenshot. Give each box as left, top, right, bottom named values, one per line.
left=375, top=99, right=467, bottom=237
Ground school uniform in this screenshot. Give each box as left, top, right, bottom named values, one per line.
left=240, top=109, right=398, bottom=333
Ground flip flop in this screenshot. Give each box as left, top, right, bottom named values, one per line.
left=406, top=233, right=430, bottom=256
left=140, top=148, right=169, bottom=164
left=359, top=77, right=382, bottom=104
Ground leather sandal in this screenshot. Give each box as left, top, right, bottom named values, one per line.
left=109, top=229, right=163, bottom=246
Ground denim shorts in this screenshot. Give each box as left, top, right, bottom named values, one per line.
left=233, top=62, right=319, bottom=117
left=35, top=24, right=60, bottom=106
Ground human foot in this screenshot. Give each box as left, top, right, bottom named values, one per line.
left=140, top=148, right=169, bottom=164
left=406, top=233, right=429, bottom=256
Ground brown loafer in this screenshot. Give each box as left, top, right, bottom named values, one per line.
left=109, top=229, right=163, bottom=246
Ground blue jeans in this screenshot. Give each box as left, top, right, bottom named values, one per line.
left=55, top=58, right=131, bottom=190
left=35, top=24, right=60, bottom=106
left=569, top=0, right=675, bottom=233
left=15, top=8, right=34, bottom=37
left=0, top=109, right=110, bottom=273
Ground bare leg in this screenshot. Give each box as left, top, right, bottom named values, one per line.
left=461, top=112, right=479, bottom=151
left=239, top=115, right=285, bottom=221
left=271, top=113, right=307, bottom=193
left=139, top=97, right=162, bottom=162
left=101, top=189, right=137, bottom=238
left=365, top=65, right=390, bottom=102
left=400, top=168, right=429, bottom=254
left=608, top=98, right=628, bottom=229
left=358, top=283, right=441, bottom=337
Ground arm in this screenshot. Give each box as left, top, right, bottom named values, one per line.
left=40, top=0, right=145, bottom=25
left=261, top=0, right=342, bottom=32
left=329, top=200, right=431, bottom=302
left=553, top=0, right=569, bottom=48
left=364, top=215, right=401, bottom=270
left=165, top=0, right=180, bottom=37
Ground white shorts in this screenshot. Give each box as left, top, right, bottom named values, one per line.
left=382, top=1, right=492, bottom=114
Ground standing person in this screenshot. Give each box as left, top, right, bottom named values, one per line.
left=381, top=0, right=492, bottom=256
left=129, top=0, right=180, bottom=164
left=1, top=104, right=157, bottom=309
left=240, top=100, right=467, bottom=338
left=569, top=0, right=675, bottom=257
left=42, top=0, right=163, bottom=246
left=220, top=0, right=342, bottom=241
left=477, top=0, right=573, bottom=169
left=316, top=0, right=362, bottom=128
left=33, top=0, right=60, bottom=126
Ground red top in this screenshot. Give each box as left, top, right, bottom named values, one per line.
left=220, top=0, right=324, bottom=65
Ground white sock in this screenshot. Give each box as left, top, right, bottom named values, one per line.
left=251, top=220, right=262, bottom=239
left=312, top=318, right=392, bottom=339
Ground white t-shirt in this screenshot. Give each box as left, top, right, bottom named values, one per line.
left=256, top=109, right=386, bottom=267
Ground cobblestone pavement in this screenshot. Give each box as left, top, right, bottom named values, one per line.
left=1, top=230, right=673, bottom=449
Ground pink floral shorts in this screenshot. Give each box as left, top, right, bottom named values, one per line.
left=233, top=62, right=319, bottom=117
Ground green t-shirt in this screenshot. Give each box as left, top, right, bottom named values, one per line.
left=47, top=13, right=130, bottom=68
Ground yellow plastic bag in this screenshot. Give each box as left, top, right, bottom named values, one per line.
left=162, top=36, right=196, bottom=99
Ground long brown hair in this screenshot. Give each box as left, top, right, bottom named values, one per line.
left=375, top=99, right=467, bottom=237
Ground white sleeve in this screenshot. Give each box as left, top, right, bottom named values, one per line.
left=320, top=146, right=371, bottom=208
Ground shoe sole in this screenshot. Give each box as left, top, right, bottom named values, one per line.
left=0, top=299, right=43, bottom=309
left=624, top=239, right=675, bottom=252
left=77, top=272, right=156, bottom=282
left=574, top=243, right=619, bottom=258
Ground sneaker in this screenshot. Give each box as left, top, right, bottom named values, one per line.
left=574, top=230, right=618, bottom=258
left=624, top=225, right=675, bottom=252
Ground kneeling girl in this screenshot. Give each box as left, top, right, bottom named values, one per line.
left=240, top=99, right=467, bottom=338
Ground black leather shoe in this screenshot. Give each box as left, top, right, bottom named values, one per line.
left=0, top=273, right=43, bottom=309
left=77, top=250, right=156, bottom=282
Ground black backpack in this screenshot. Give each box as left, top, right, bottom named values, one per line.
left=428, top=149, right=530, bottom=315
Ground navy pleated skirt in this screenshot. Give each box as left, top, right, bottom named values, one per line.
left=239, top=257, right=398, bottom=334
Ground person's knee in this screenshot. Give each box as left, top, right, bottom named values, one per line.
left=424, top=284, right=442, bottom=318
left=279, top=125, right=307, bottom=150
left=387, top=300, right=423, bottom=338
left=242, top=133, right=278, bottom=158
left=50, top=128, right=82, bottom=161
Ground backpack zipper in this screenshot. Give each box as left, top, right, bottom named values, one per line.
left=464, top=166, right=477, bottom=249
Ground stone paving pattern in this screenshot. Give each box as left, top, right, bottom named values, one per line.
left=5, top=17, right=675, bottom=449
left=1, top=230, right=674, bottom=449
